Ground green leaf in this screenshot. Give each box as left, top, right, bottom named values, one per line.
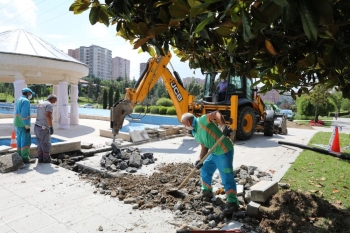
left=298, top=0, right=318, bottom=41
left=89, top=5, right=101, bottom=25
left=242, top=8, right=253, bottom=42
left=99, top=6, right=110, bottom=27
left=133, top=38, right=149, bottom=49
left=230, top=11, right=240, bottom=23
left=261, top=1, right=282, bottom=25
left=193, top=14, right=214, bottom=34
left=227, top=38, right=237, bottom=54
left=190, top=5, right=207, bottom=18
left=69, top=0, right=91, bottom=14
left=272, top=0, right=289, bottom=7
left=159, top=7, right=169, bottom=24
left=215, top=26, right=232, bottom=37
left=169, top=2, right=190, bottom=18
left=188, top=0, right=201, bottom=8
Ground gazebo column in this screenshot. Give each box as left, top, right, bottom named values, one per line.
left=13, top=73, right=26, bottom=100
left=57, top=81, right=69, bottom=129
left=52, top=84, right=59, bottom=123
left=70, top=84, right=79, bottom=125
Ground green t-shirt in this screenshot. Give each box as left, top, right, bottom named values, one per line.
left=192, top=115, right=233, bottom=155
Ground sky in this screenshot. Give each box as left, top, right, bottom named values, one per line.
left=0, top=0, right=203, bottom=80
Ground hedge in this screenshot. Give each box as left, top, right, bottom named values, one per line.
left=159, top=106, right=168, bottom=115
left=134, top=105, right=145, bottom=113
left=156, top=98, right=173, bottom=107
left=150, top=106, right=159, bottom=114
left=166, top=106, right=176, bottom=115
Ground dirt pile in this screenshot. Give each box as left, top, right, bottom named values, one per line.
left=259, top=191, right=350, bottom=233
left=79, top=163, right=350, bottom=232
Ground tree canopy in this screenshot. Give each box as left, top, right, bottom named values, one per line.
left=70, top=0, right=350, bottom=98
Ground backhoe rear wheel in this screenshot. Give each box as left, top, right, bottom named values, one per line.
left=264, top=120, right=274, bottom=136
left=236, top=106, right=256, bottom=140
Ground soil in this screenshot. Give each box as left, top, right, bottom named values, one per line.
left=80, top=162, right=350, bottom=233
left=287, top=120, right=314, bottom=130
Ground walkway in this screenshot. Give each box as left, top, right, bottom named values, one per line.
left=1, top=117, right=349, bottom=232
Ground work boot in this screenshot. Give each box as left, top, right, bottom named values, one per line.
left=22, top=158, right=36, bottom=164
left=37, top=157, right=43, bottom=163
left=42, top=156, right=52, bottom=163
left=201, top=190, right=214, bottom=199
left=222, top=202, right=239, bottom=215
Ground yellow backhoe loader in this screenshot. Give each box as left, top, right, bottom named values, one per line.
left=110, top=53, right=287, bottom=141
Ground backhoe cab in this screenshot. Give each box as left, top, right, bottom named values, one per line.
left=198, top=72, right=287, bottom=140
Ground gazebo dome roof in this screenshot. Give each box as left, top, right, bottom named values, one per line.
left=0, top=29, right=88, bottom=85
left=0, top=29, right=84, bottom=65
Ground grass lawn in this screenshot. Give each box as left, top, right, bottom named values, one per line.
left=281, top=131, right=350, bottom=210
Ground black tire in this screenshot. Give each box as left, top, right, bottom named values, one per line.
left=264, top=120, right=274, bottom=136
left=236, top=106, right=256, bottom=140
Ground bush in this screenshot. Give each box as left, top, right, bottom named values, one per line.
left=309, top=119, right=324, bottom=126
left=145, top=106, right=151, bottom=113
left=134, top=105, right=145, bottom=113
left=156, top=98, right=173, bottom=107
left=159, top=106, right=167, bottom=115
left=150, top=106, right=159, bottom=114
left=166, top=106, right=176, bottom=115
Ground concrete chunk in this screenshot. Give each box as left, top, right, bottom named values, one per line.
left=250, top=180, right=278, bottom=202
left=246, top=201, right=261, bottom=216
left=0, top=152, right=24, bottom=172
left=236, top=184, right=244, bottom=196
left=0, top=145, right=12, bottom=154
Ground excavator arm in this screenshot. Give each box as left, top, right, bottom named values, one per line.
left=110, top=52, right=194, bottom=140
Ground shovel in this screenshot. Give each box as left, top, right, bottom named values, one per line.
left=167, top=134, right=226, bottom=197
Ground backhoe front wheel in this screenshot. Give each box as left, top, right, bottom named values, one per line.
left=236, top=106, right=256, bottom=140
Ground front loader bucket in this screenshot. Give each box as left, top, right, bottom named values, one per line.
left=110, top=100, right=133, bottom=136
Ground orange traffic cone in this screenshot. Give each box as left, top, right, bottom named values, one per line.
left=331, top=126, right=341, bottom=153
left=10, top=130, right=17, bottom=148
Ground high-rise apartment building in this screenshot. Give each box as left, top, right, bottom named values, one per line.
left=68, top=45, right=112, bottom=80
left=112, top=56, right=130, bottom=80
left=139, top=63, right=147, bottom=77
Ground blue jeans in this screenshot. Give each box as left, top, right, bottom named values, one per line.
left=201, top=150, right=238, bottom=203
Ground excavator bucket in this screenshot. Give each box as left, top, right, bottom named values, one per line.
left=110, top=100, right=133, bottom=138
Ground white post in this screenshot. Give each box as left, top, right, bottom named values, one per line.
left=70, top=84, right=79, bottom=125
left=52, top=84, right=59, bottom=123
left=13, top=74, right=26, bottom=101
left=57, top=81, right=69, bottom=129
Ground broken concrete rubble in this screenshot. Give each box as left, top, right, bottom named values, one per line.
left=0, top=152, right=24, bottom=173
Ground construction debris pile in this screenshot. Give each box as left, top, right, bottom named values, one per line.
left=80, top=163, right=277, bottom=232
left=99, top=144, right=155, bottom=173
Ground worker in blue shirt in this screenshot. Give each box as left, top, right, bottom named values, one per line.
left=14, top=87, right=36, bottom=163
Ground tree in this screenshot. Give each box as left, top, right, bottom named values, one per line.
left=341, top=98, right=350, bottom=115
left=70, top=0, right=350, bottom=98
left=308, top=85, right=331, bottom=122
left=329, top=91, right=343, bottom=112
left=114, top=88, right=120, bottom=103
left=103, top=88, right=108, bottom=109
left=108, top=86, right=114, bottom=109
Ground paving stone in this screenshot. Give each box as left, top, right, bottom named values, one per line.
left=246, top=201, right=261, bottom=216
left=250, top=180, right=278, bottom=203
left=0, top=145, right=12, bottom=154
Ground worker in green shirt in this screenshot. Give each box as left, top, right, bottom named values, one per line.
left=181, top=111, right=239, bottom=215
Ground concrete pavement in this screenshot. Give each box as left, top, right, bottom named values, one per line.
left=1, top=117, right=350, bottom=233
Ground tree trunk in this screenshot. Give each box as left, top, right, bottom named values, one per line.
left=314, top=105, right=319, bottom=122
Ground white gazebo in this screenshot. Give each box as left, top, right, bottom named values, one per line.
left=0, top=29, right=89, bottom=129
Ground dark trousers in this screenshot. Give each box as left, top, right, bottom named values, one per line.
left=218, top=91, right=226, bottom=102
left=34, top=125, right=51, bottom=159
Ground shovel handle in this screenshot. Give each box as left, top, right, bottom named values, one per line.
left=177, top=134, right=226, bottom=190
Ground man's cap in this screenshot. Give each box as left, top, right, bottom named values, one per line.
left=22, top=87, right=35, bottom=96
left=46, top=94, right=57, bottom=101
